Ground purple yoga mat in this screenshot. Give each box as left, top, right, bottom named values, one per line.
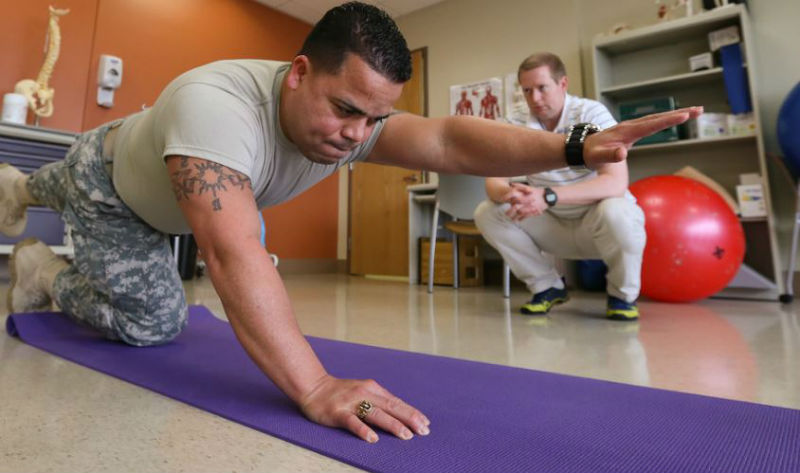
left=6, top=305, right=800, bottom=473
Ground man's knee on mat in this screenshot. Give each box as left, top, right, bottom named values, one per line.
left=113, top=304, right=189, bottom=347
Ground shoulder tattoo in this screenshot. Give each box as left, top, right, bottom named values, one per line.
left=170, top=157, right=252, bottom=211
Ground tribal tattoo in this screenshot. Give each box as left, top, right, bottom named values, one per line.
left=170, top=157, right=252, bottom=211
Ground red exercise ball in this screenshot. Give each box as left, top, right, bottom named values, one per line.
left=630, top=175, right=745, bottom=302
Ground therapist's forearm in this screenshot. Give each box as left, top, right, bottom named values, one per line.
left=550, top=172, right=627, bottom=206
left=485, top=178, right=514, bottom=203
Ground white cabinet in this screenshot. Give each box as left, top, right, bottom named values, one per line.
left=592, top=5, right=783, bottom=300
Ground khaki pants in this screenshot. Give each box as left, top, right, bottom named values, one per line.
left=474, top=197, right=646, bottom=302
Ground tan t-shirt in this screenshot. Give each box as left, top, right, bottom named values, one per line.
left=111, top=60, right=384, bottom=234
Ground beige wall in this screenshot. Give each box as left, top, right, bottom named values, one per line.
left=575, top=0, right=673, bottom=98
left=396, top=0, right=582, bottom=119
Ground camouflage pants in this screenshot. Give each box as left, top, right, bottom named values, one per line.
left=27, top=122, right=187, bottom=346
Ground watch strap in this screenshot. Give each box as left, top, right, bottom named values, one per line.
left=565, top=123, right=599, bottom=168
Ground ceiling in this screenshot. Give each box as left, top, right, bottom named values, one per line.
left=253, top=0, right=445, bottom=25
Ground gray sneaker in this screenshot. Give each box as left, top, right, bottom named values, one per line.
left=0, top=163, right=29, bottom=237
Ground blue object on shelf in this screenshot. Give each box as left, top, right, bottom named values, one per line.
left=720, top=43, right=752, bottom=114
left=778, top=81, right=800, bottom=178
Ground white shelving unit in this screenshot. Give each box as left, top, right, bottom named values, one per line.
left=601, top=67, right=725, bottom=98
left=592, top=4, right=784, bottom=301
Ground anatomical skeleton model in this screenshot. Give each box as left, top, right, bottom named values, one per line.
left=14, top=6, right=70, bottom=124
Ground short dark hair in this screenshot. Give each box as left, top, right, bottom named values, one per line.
left=518, top=52, right=567, bottom=82
left=298, top=2, right=412, bottom=83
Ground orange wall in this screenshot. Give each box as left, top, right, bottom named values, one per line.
left=0, top=0, right=97, bottom=132
left=1, top=0, right=338, bottom=260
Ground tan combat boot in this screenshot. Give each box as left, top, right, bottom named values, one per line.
left=0, top=163, right=34, bottom=237
left=8, top=238, right=69, bottom=313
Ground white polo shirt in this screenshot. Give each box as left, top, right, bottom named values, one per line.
left=515, top=93, right=632, bottom=218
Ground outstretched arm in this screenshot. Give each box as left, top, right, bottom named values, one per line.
left=166, top=156, right=430, bottom=443
left=547, top=160, right=628, bottom=205
left=367, top=107, right=702, bottom=174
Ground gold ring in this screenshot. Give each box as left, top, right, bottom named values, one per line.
left=356, top=400, right=373, bottom=420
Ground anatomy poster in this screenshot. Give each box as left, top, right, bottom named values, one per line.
left=449, top=77, right=504, bottom=120
left=504, top=72, right=529, bottom=124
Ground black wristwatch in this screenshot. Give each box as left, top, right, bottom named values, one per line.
left=565, top=122, right=600, bottom=169
left=543, top=187, right=558, bottom=207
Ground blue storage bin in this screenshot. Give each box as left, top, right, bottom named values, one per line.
left=577, top=259, right=607, bottom=292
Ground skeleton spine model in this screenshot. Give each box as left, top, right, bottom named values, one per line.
left=14, top=6, right=70, bottom=121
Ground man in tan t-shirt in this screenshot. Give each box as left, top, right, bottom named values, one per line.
left=0, top=2, right=700, bottom=444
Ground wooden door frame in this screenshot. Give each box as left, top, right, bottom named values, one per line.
left=418, top=47, right=429, bottom=117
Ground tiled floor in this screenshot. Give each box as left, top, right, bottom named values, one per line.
left=1, top=272, right=799, bottom=472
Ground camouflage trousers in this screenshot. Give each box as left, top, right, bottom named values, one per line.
left=27, top=122, right=188, bottom=346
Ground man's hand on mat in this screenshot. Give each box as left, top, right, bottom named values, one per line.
left=583, top=106, right=703, bottom=169
left=299, top=374, right=431, bottom=443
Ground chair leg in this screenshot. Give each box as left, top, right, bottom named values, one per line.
left=503, top=261, right=510, bottom=299
left=786, top=211, right=800, bottom=297
left=453, top=232, right=459, bottom=289
left=428, top=202, right=440, bottom=294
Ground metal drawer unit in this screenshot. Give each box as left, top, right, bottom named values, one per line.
left=0, top=123, right=77, bottom=255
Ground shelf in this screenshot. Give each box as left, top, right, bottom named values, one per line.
left=740, top=216, right=768, bottom=223
left=0, top=244, right=73, bottom=256
left=406, top=182, right=437, bottom=192
left=413, top=194, right=436, bottom=204
left=592, top=4, right=784, bottom=299
left=601, top=68, right=723, bottom=98
left=0, top=123, right=77, bottom=146
left=629, top=134, right=756, bottom=153
left=593, top=5, right=745, bottom=55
